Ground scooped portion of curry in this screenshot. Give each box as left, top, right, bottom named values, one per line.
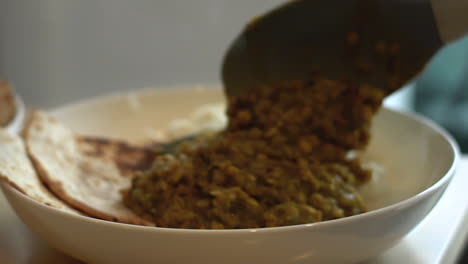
left=123, top=79, right=385, bottom=229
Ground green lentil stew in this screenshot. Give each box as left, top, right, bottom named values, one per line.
left=122, top=79, right=385, bottom=229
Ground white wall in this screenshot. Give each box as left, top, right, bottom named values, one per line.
left=3, top=0, right=455, bottom=109
left=1, top=0, right=284, bottom=107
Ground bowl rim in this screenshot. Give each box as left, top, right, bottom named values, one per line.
left=4, top=93, right=26, bottom=135
left=0, top=88, right=460, bottom=234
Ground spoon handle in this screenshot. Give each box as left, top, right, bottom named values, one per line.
left=432, top=0, right=468, bottom=43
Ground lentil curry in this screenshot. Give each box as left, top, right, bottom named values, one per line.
left=122, top=78, right=385, bottom=229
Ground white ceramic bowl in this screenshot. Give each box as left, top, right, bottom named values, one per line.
left=4, top=93, right=26, bottom=135
left=0, top=86, right=459, bottom=264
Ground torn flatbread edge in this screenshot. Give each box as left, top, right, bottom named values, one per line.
left=0, top=129, right=79, bottom=214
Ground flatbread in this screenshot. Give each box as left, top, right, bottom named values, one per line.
left=0, top=81, right=17, bottom=127
left=25, top=111, right=157, bottom=226
left=0, top=130, right=78, bottom=213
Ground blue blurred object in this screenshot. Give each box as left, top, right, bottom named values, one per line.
left=414, top=35, right=468, bottom=152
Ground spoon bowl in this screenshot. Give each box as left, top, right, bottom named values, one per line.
left=222, top=0, right=443, bottom=95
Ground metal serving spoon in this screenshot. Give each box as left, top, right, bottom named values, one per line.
left=221, top=0, right=444, bottom=96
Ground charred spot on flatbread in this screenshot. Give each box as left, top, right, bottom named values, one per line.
left=77, top=137, right=158, bottom=177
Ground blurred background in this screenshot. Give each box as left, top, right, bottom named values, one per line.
left=1, top=0, right=287, bottom=108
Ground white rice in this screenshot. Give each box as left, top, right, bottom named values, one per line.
left=166, top=103, right=227, bottom=139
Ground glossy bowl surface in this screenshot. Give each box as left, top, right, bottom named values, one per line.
left=4, top=93, right=25, bottom=135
